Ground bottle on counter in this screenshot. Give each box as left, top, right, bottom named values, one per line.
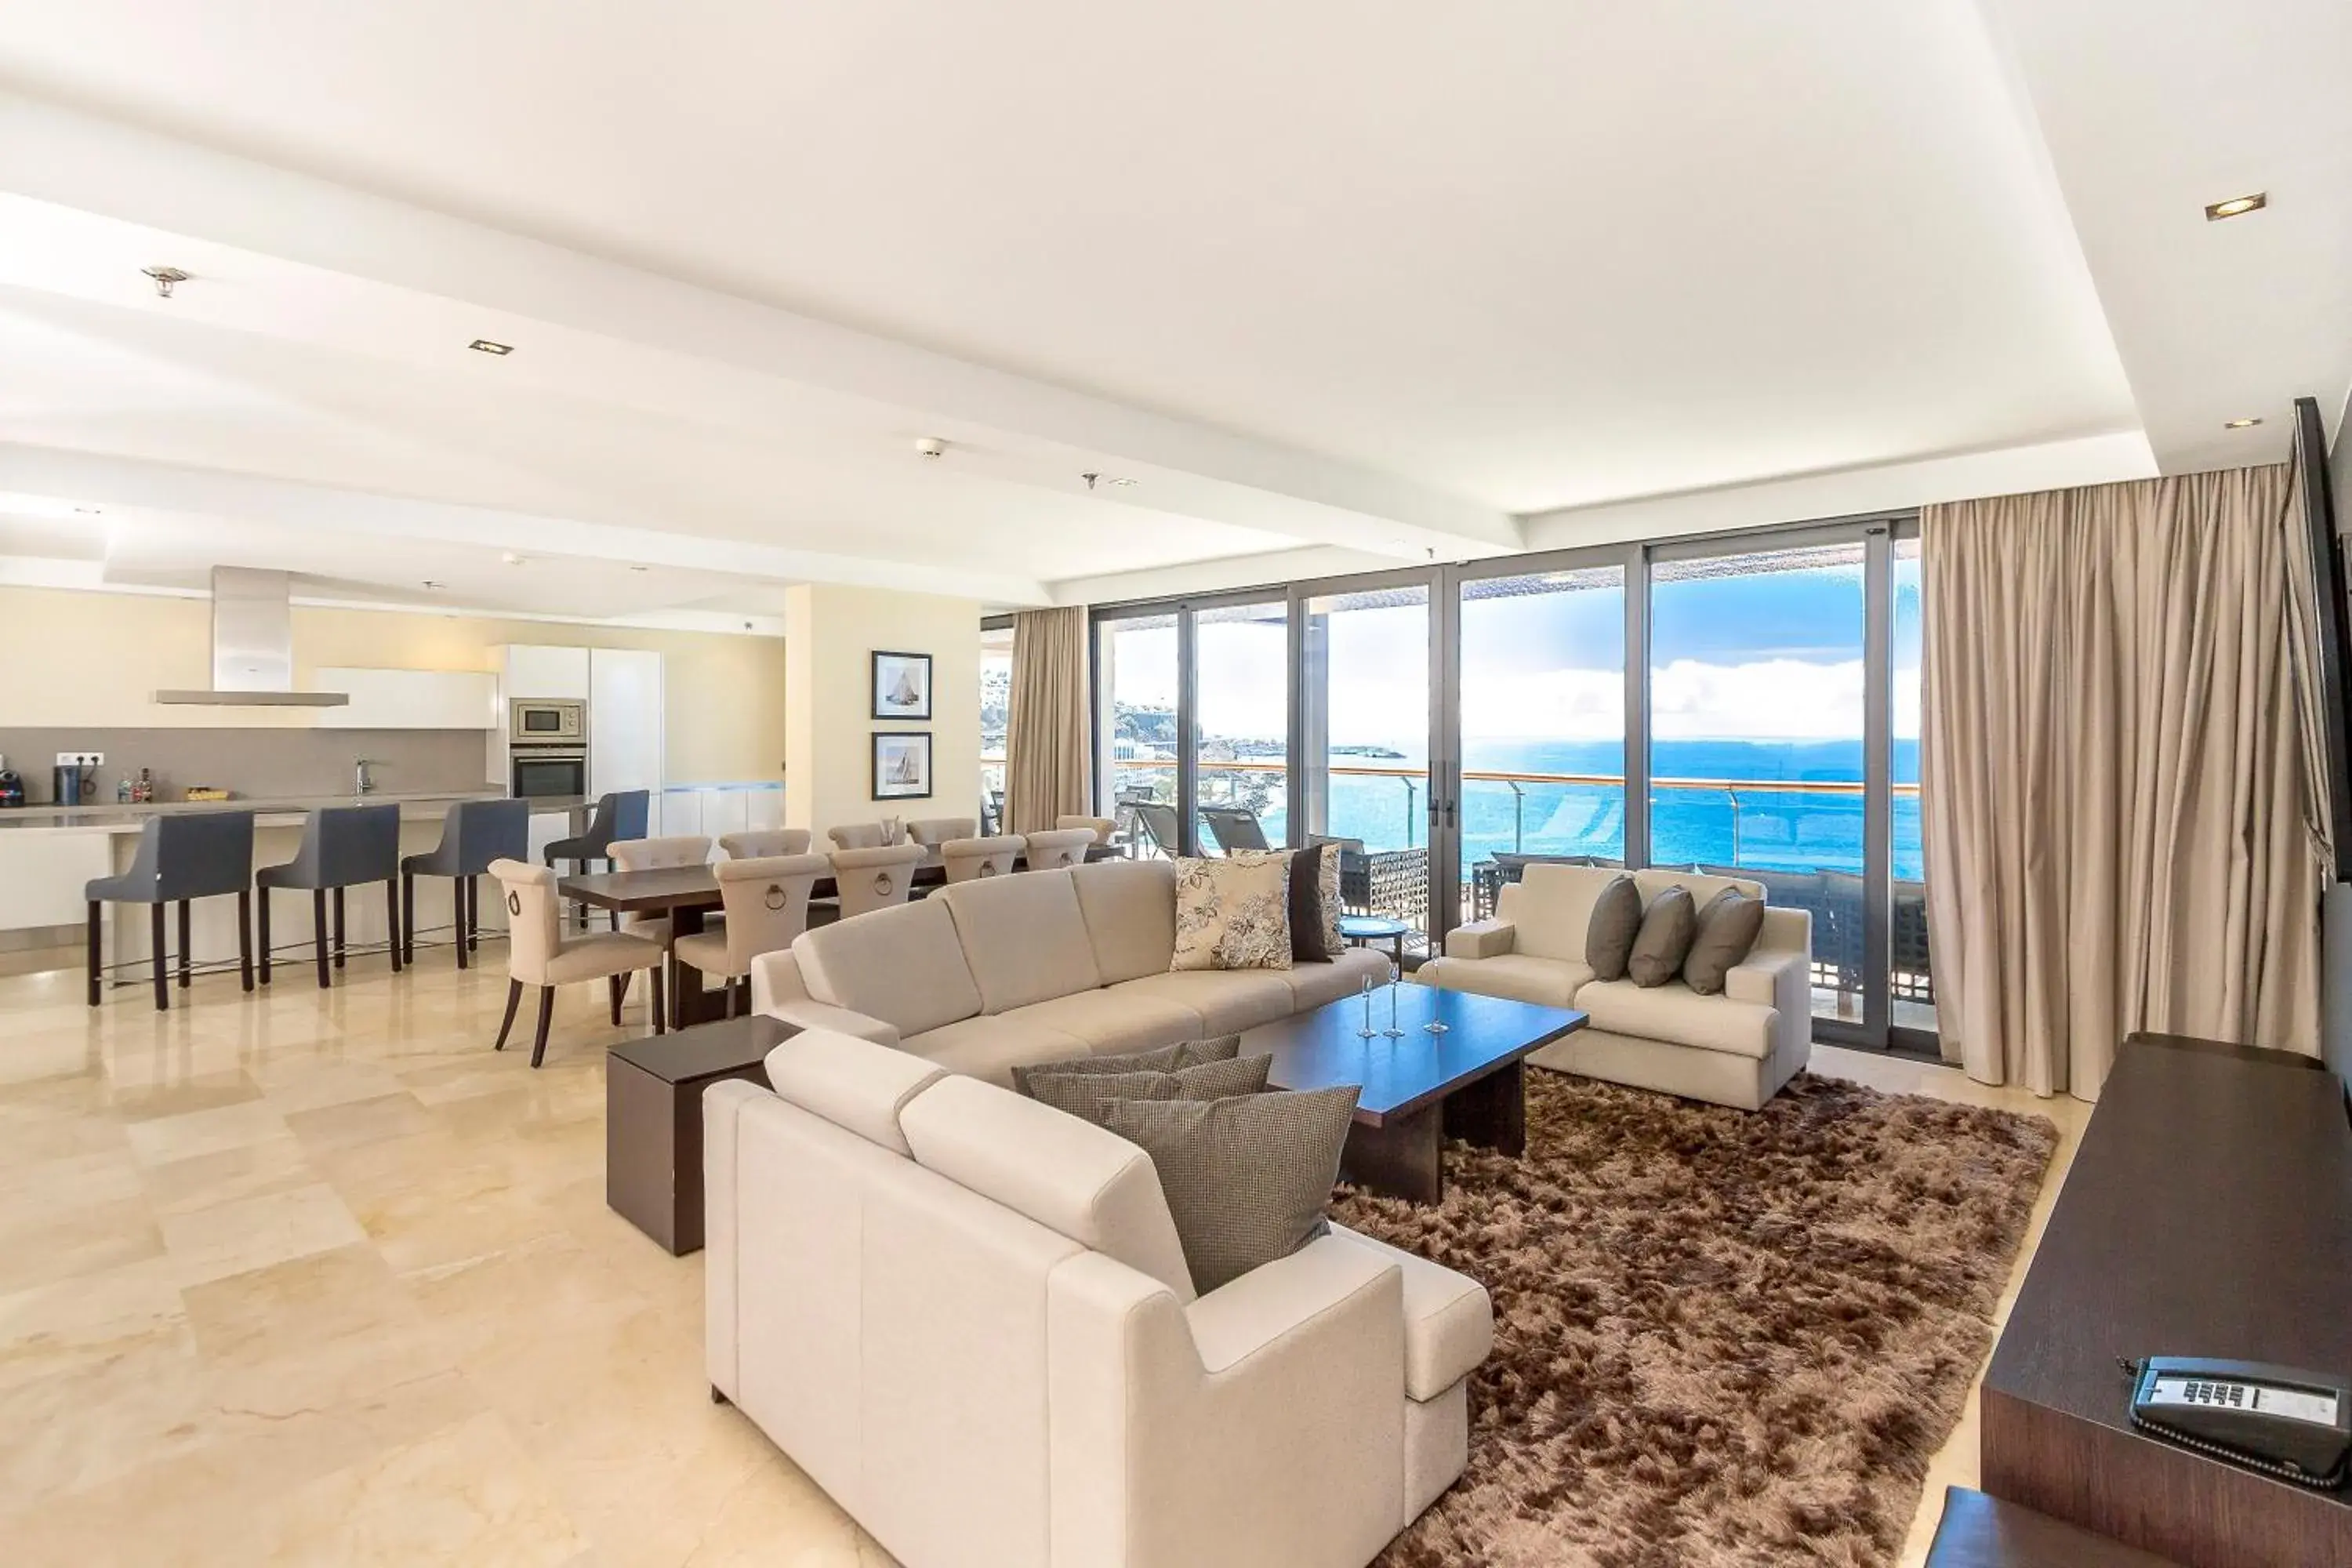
left=118, top=778, right=131, bottom=804
left=136, top=768, right=154, bottom=804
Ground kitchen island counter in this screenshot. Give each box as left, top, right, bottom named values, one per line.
left=0, top=791, right=589, bottom=833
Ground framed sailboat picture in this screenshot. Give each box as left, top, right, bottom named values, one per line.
left=871, top=651, right=934, bottom=720
left=872, top=731, right=934, bottom=800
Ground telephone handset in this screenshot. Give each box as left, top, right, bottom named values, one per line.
left=2123, top=1356, right=2352, bottom=1488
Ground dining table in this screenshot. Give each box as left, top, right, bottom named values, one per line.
left=559, top=843, right=1120, bottom=1029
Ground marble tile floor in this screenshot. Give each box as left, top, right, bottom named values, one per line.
left=0, top=951, right=2087, bottom=1567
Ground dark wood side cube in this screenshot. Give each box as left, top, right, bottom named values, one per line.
left=1927, top=1487, right=2185, bottom=1567
left=606, top=1014, right=797, bottom=1254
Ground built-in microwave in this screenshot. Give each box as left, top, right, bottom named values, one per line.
left=510, top=698, right=585, bottom=743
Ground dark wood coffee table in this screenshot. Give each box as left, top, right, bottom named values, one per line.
left=1243, top=983, right=1584, bottom=1202
left=607, top=1014, right=797, bottom=1254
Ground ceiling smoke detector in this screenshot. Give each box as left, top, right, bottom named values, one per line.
left=142, top=266, right=190, bottom=299
left=913, top=437, right=948, bottom=459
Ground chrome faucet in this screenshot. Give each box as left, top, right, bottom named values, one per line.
left=354, top=757, right=379, bottom=797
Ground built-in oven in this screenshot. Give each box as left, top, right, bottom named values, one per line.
left=510, top=746, right=586, bottom=800
left=509, top=698, right=586, bottom=744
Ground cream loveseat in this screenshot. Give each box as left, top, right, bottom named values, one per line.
left=750, top=858, right=1392, bottom=1084
left=706, top=1029, right=1493, bottom=1568
left=1417, top=863, right=1813, bottom=1110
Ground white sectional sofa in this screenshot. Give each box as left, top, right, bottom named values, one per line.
left=1416, top=863, right=1813, bottom=1110
left=750, top=858, right=1392, bottom=1085
left=706, top=1028, right=1493, bottom=1568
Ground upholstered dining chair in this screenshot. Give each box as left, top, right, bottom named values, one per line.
left=938, top=834, right=1024, bottom=883
left=1021, top=827, right=1096, bottom=871
left=85, top=811, right=256, bottom=1011
left=256, top=803, right=401, bottom=989
left=827, top=822, right=895, bottom=851
left=1055, top=815, right=1119, bottom=844
left=486, top=860, right=666, bottom=1066
left=544, top=789, right=649, bottom=928
left=906, top=818, right=978, bottom=850
left=607, top=835, right=713, bottom=948
left=401, top=798, right=528, bottom=969
left=718, top=828, right=811, bottom=858
left=673, top=853, right=827, bottom=1016
left=826, top=843, right=927, bottom=918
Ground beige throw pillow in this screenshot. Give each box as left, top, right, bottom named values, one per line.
left=1171, top=852, right=1294, bottom=971
left=1626, top=886, right=1698, bottom=988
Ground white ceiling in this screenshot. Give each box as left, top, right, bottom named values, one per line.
left=0, top=0, right=2342, bottom=619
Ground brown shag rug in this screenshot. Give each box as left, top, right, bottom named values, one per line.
left=1334, top=1069, right=2058, bottom=1568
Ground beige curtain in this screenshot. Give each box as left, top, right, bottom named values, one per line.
left=1921, top=465, right=2325, bottom=1098
left=1004, top=605, right=1091, bottom=836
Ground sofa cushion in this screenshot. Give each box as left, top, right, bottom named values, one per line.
left=1070, top=858, right=1178, bottom=985
left=1416, top=953, right=1592, bottom=1010
left=1287, top=843, right=1345, bottom=962
left=1330, top=1225, right=1494, bottom=1400
left=1280, top=947, right=1392, bottom=1010
left=1171, top=853, right=1294, bottom=971
left=1576, top=978, right=1776, bottom=1058
left=1007, top=1034, right=1242, bottom=1097
left=1498, top=864, right=1617, bottom=963
left=1020, top=1054, right=1271, bottom=1127
left=898, top=1073, right=1197, bottom=1303
left=996, top=989, right=1207, bottom=1058
left=793, top=898, right=982, bottom=1039
left=1682, top=887, right=1767, bottom=996
left=1103, top=1085, right=1361, bottom=1294
left=1584, top=873, right=1643, bottom=982
left=763, top=1027, right=946, bottom=1156
left=908, top=1014, right=1092, bottom=1087
left=1109, top=970, right=1300, bottom=1035
left=1627, top=887, right=1698, bottom=988
left=938, top=870, right=1103, bottom=1014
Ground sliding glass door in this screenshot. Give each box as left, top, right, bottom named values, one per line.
left=1193, top=600, right=1290, bottom=852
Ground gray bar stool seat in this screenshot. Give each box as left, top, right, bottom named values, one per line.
left=85, top=811, right=256, bottom=1011
left=546, top=789, right=648, bottom=928
left=256, top=804, right=403, bottom=988
left=400, top=799, right=529, bottom=968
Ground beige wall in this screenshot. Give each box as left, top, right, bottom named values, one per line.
left=784, top=583, right=980, bottom=837
left=0, top=586, right=786, bottom=783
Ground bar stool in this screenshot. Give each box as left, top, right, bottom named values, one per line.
left=256, top=804, right=402, bottom=988
left=546, top=789, right=649, bottom=928
left=401, top=799, right=528, bottom=968
left=84, top=811, right=256, bottom=1011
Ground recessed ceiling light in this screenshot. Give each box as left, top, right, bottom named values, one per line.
left=502, top=550, right=526, bottom=565
left=1109, top=476, right=1139, bottom=488
left=72, top=506, right=102, bottom=515
left=629, top=564, right=650, bottom=573
left=2204, top=192, right=2267, bottom=221
left=468, top=339, right=514, bottom=355
left=2223, top=417, right=2264, bottom=429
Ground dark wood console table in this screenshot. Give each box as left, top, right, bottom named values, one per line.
left=1980, top=1033, right=2352, bottom=1566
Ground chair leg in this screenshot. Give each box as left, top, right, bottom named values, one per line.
left=723, top=977, right=738, bottom=1019
left=258, top=888, right=273, bottom=984
left=608, top=973, right=623, bottom=1026
left=387, top=880, right=402, bottom=973
left=466, top=877, right=480, bottom=954
left=150, top=903, right=169, bottom=1011
left=236, top=891, right=253, bottom=993
left=650, top=965, right=666, bottom=1035
left=85, top=902, right=101, bottom=1007
left=735, top=976, right=751, bottom=1015
left=177, top=901, right=192, bottom=989
left=401, top=871, right=415, bottom=964
left=493, top=978, right=522, bottom=1050
left=332, top=887, right=346, bottom=971
left=312, top=889, right=330, bottom=989
left=528, top=985, right=554, bottom=1068
left=456, top=877, right=471, bottom=971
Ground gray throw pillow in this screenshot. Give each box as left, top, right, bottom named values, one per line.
left=1287, top=843, right=1346, bottom=962
left=1584, top=873, right=1642, bottom=981
left=1682, top=888, right=1766, bottom=995
left=1626, top=886, right=1698, bottom=988
left=1103, top=1084, right=1360, bottom=1294
left=1008, top=1035, right=1241, bottom=1097
left=1022, top=1054, right=1271, bottom=1127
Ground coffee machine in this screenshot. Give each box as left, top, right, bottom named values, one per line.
left=0, top=753, right=22, bottom=809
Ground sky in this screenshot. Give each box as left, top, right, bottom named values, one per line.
left=1104, top=560, right=1923, bottom=750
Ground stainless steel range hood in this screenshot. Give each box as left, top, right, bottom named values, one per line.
left=155, top=568, right=350, bottom=707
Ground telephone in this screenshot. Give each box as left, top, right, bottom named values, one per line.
left=2123, top=1356, right=2352, bottom=1488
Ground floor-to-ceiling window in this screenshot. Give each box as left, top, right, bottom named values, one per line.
left=1648, top=538, right=1868, bottom=1025
left=978, top=618, right=1014, bottom=831
left=1094, top=609, right=1181, bottom=854
left=1457, top=564, right=1627, bottom=918
left=1890, top=530, right=1933, bottom=1034
left=1192, top=600, right=1289, bottom=853
left=1301, top=583, right=1434, bottom=946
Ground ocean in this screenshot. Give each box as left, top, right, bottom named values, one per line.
left=1190, top=738, right=1924, bottom=881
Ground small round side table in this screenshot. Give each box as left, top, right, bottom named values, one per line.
left=1338, top=913, right=1411, bottom=966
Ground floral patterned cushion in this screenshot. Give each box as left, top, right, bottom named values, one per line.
left=1170, top=851, right=1294, bottom=971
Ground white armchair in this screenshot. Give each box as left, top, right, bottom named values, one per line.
left=1417, top=863, right=1812, bottom=1109
left=705, top=1029, right=1490, bottom=1568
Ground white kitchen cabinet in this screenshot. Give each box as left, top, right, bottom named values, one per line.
left=590, top=648, right=664, bottom=808
left=314, top=668, right=499, bottom=730
left=0, top=830, right=117, bottom=931
left=744, top=786, right=785, bottom=832
left=499, top=644, right=592, bottom=700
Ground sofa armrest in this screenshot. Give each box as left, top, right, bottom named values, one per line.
left=749, top=948, right=808, bottom=1012
left=1047, top=1236, right=1408, bottom=1566
left=1445, top=919, right=1517, bottom=960
left=1723, top=942, right=1806, bottom=1010
left=764, top=999, right=903, bottom=1050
